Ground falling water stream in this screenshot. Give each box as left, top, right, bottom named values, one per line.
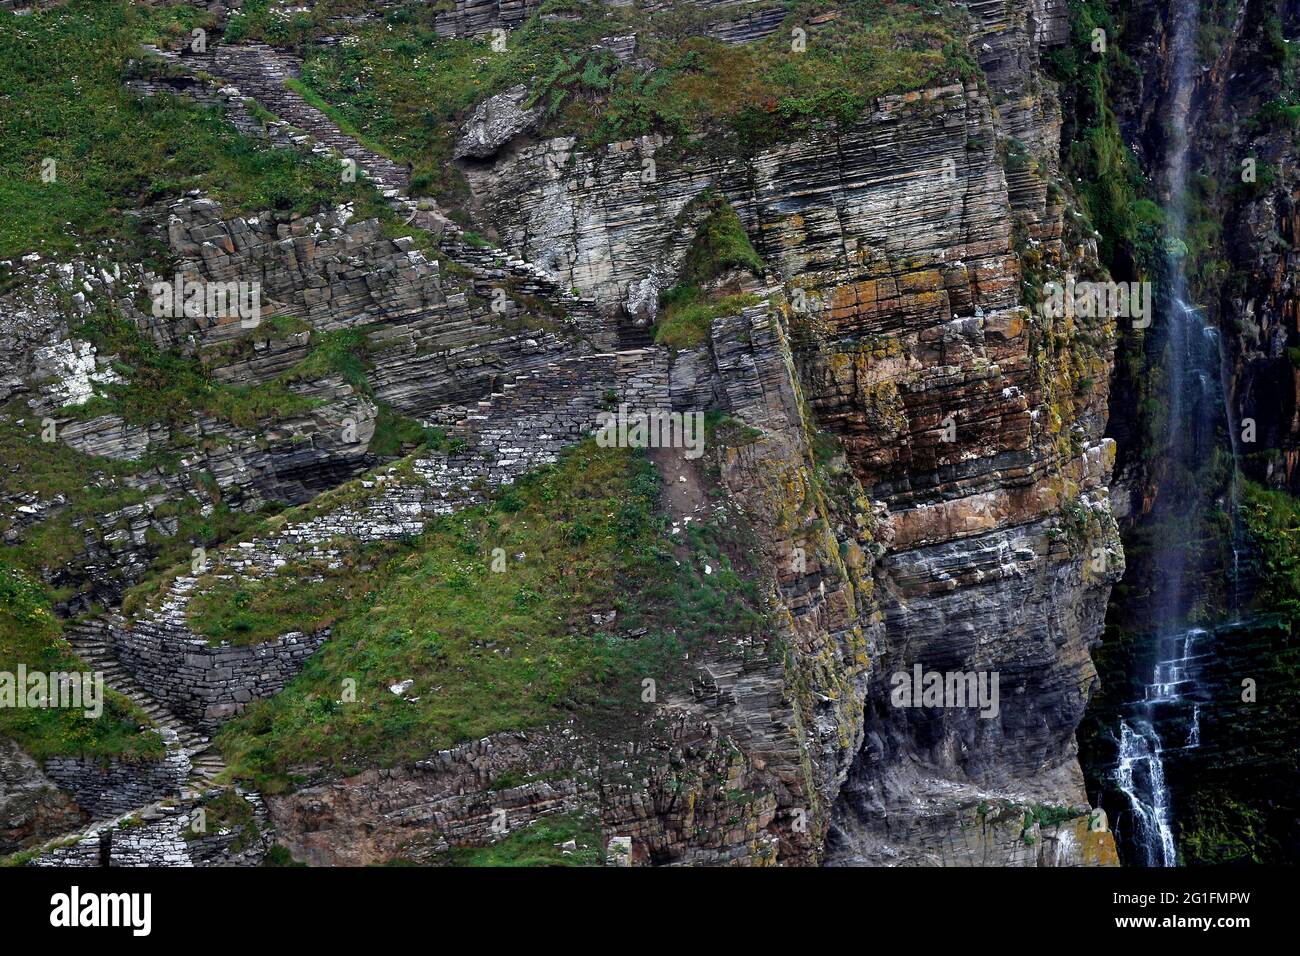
left=1106, top=0, right=1240, bottom=867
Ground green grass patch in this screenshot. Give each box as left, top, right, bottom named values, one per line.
left=282, top=327, right=373, bottom=393
left=222, top=0, right=377, bottom=47
left=215, top=442, right=767, bottom=791
left=0, top=406, right=277, bottom=610
left=1047, top=0, right=1156, bottom=274
left=0, top=413, right=152, bottom=576
left=677, top=196, right=764, bottom=286
left=186, top=548, right=400, bottom=647
left=0, top=0, right=389, bottom=260
left=292, top=0, right=976, bottom=212
left=652, top=196, right=763, bottom=349
left=69, top=308, right=321, bottom=430
left=368, top=405, right=448, bottom=458
left=434, top=812, right=605, bottom=866
left=183, top=788, right=260, bottom=852
left=654, top=288, right=760, bottom=350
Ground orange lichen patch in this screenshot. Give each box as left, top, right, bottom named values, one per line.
left=829, top=278, right=894, bottom=323
left=888, top=476, right=1062, bottom=550
left=898, top=269, right=944, bottom=294
left=984, top=309, right=1027, bottom=342
left=1065, top=818, right=1121, bottom=867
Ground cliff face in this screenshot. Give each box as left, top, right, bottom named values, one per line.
left=2, top=0, right=1124, bottom=866
left=258, top=298, right=881, bottom=866
left=454, top=0, right=1122, bottom=865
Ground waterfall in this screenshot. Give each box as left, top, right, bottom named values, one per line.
left=1112, top=626, right=1207, bottom=866
left=1114, top=719, right=1178, bottom=867
left=1105, top=0, right=1240, bottom=868
left=1186, top=703, right=1201, bottom=749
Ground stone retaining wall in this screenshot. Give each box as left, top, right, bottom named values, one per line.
left=107, top=348, right=670, bottom=735
left=112, top=623, right=328, bottom=732
left=459, top=349, right=673, bottom=478
left=42, top=754, right=183, bottom=822
left=27, top=791, right=271, bottom=868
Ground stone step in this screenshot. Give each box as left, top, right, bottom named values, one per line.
left=67, top=620, right=214, bottom=775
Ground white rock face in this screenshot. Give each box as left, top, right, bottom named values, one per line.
left=453, top=85, right=542, bottom=160
left=623, top=276, right=659, bottom=324
left=31, top=338, right=122, bottom=407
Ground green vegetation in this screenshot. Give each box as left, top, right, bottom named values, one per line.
left=286, top=328, right=372, bottom=393
left=1241, top=481, right=1300, bottom=625
left=0, top=561, right=162, bottom=762
left=677, top=198, right=765, bottom=284
left=0, top=411, right=273, bottom=606
left=655, top=289, right=760, bottom=350
left=0, top=414, right=149, bottom=579
left=653, top=197, right=764, bottom=349
left=1182, top=171, right=1233, bottom=293
left=187, top=549, right=399, bottom=647
left=0, top=0, right=386, bottom=261
left=293, top=1, right=976, bottom=212
left=222, top=0, right=376, bottom=46
left=1047, top=0, right=1156, bottom=274
left=183, top=788, right=261, bottom=852
left=70, top=308, right=320, bottom=430
left=369, top=406, right=447, bottom=457
left=433, top=812, right=605, bottom=866
left=261, top=844, right=307, bottom=866
left=64, top=310, right=444, bottom=463
left=1026, top=803, right=1082, bottom=830
left=1247, top=94, right=1300, bottom=133
left=1179, top=791, right=1273, bottom=865
left=216, top=443, right=767, bottom=791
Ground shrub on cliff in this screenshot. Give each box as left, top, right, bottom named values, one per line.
left=655, top=197, right=764, bottom=349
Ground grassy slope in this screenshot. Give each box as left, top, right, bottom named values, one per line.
left=216, top=443, right=767, bottom=792
left=283, top=0, right=975, bottom=210
left=0, top=1, right=412, bottom=434
left=186, top=546, right=404, bottom=647
left=0, top=0, right=391, bottom=262
left=0, top=0, right=401, bottom=764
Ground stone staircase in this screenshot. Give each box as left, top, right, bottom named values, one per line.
left=65, top=619, right=225, bottom=799
left=454, top=347, right=666, bottom=434
left=15, top=618, right=232, bottom=864
left=615, top=315, right=657, bottom=349
left=162, top=41, right=610, bottom=341
left=204, top=43, right=412, bottom=199
left=22, top=38, right=673, bottom=865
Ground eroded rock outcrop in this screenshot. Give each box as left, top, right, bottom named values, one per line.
left=0, top=736, right=85, bottom=856
left=454, top=85, right=543, bottom=160
left=449, top=1, right=1121, bottom=864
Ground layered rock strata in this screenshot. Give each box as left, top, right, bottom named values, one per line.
left=265, top=298, right=880, bottom=866
left=453, top=3, right=1122, bottom=863
left=3, top=0, right=1129, bottom=867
